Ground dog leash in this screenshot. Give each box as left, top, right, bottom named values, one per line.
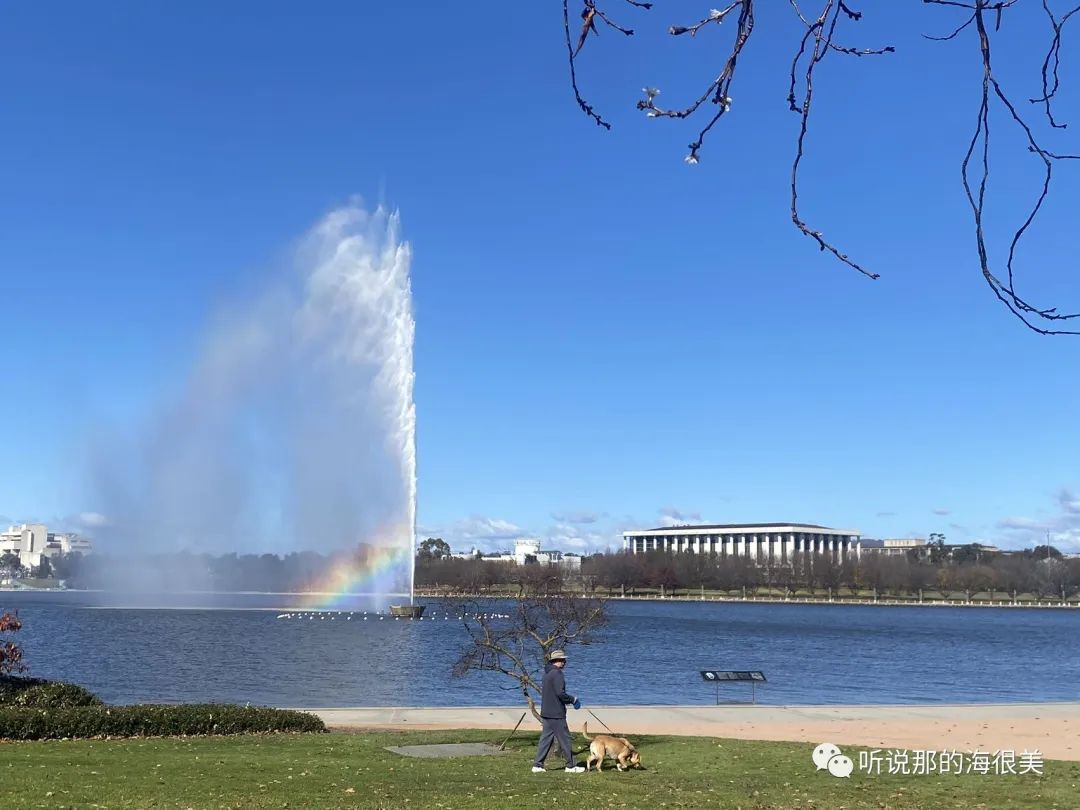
left=587, top=708, right=617, bottom=736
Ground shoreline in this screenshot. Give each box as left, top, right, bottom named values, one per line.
left=417, top=591, right=1080, bottom=609
left=304, top=702, right=1080, bottom=762
left=5, top=587, right=1079, bottom=610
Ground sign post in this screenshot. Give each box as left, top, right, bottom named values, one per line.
left=700, top=671, right=767, bottom=704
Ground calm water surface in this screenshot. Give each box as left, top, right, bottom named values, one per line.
left=4, top=591, right=1078, bottom=707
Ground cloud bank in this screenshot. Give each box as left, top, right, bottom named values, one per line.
left=997, top=488, right=1080, bottom=552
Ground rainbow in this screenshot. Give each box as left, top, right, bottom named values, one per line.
left=292, top=544, right=411, bottom=611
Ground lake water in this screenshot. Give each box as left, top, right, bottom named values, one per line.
left=3, top=591, right=1078, bottom=707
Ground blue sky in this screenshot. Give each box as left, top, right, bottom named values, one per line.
left=2, top=2, right=1079, bottom=554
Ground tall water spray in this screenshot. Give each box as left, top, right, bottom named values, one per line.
left=300, top=205, right=417, bottom=601
left=91, top=202, right=417, bottom=601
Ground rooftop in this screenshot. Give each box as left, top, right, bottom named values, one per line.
left=627, top=523, right=843, bottom=534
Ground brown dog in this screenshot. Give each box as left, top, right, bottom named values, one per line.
left=582, top=723, right=644, bottom=772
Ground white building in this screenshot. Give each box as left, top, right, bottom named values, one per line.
left=622, top=523, right=860, bottom=565
left=1, top=523, right=50, bottom=570
left=480, top=552, right=516, bottom=563
left=55, top=532, right=94, bottom=555
left=1, top=524, right=95, bottom=571
left=860, top=538, right=928, bottom=557
left=465, top=539, right=584, bottom=570
left=514, top=539, right=542, bottom=565
left=513, top=539, right=582, bottom=569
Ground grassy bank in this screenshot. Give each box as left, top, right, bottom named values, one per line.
left=0, top=729, right=1075, bottom=808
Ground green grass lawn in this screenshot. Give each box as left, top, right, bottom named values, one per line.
left=1, top=729, right=1077, bottom=809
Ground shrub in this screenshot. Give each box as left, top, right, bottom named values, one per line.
left=0, top=612, right=25, bottom=675
left=0, top=675, right=48, bottom=703
left=1, top=676, right=102, bottom=708
left=1, top=682, right=103, bottom=708
left=0, top=704, right=327, bottom=740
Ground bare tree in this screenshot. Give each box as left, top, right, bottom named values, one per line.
left=561, top=0, right=1080, bottom=334
left=451, top=569, right=608, bottom=722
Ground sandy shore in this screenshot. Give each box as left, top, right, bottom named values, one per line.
left=302, top=702, right=1080, bottom=762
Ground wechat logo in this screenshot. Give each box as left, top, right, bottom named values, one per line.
left=812, top=743, right=854, bottom=778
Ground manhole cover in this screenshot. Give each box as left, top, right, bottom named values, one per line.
left=384, top=743, right=507, bottom=758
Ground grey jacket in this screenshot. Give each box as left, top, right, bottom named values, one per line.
left=540, top=663, right=576, bottom=719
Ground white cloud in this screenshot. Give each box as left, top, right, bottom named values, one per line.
left=542, top=522, right=608, bottom=553
left=997, top=516, right=1051, bottom=532
left=932, top=508, right=951, bottom=516
left=76, top=512, right=111, bottom=529
left=876, top=511, right=897, bottom=518
left=550, top=510, right=601, bottom=525
left=452, top=516, right=525, bottom=539
left=424, top=511, right=633, bottom=555
left=996, top=487, right=1080, bottom=551
left=1058, top=488, right=1080, bottom=515
left=420, top=515, right=528, bottom=553
left=656, top=506, right=703, bottom=527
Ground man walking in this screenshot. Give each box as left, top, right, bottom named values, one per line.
left=532, top=649, right=585, bottom=773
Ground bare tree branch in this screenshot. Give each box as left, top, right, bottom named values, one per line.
left=637, top=2, right=755, bottom=164
left=788, top=2, right=885, bottom=279
left=1030, top=1, right=1080, bottom=129
left=923, top=11, right=977, bottom=41
left=955, top=1, right=1080, bottom=334
left=563, top=1, right=648, bottom=130
left=557, top=0, right=1080, bottom=336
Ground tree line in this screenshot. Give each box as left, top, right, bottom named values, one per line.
left=416, top=546, right=1080, bottom=600
left=13, top=540, right=1079, bottom=598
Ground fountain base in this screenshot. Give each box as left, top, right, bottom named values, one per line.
left=389, top=604, right=426, bottom=619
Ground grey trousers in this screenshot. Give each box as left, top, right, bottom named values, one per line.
left=534, top=717, right=575, bottom=768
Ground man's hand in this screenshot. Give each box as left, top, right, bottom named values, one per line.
left=573, top=699, right=581, bottom=710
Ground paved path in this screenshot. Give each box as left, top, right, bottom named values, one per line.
left=299, top=703, right=1080, bottom=762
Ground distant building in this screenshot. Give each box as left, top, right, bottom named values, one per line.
left=622, top=523, right=860, bottom=564
left=560, top=552, right=582, bottom=571
left=1, top=523, right=50, bottom=570
left=514, top=539, right=542, bottom=565
left=1, top=523, right=94, bottom=570
left=55, top=532, right=94, bottom=555
left=512, top=539, right=582, bottom=568
left=461, top=539, right=582, bottom=570
left=860, top=538, right=928, bottom=557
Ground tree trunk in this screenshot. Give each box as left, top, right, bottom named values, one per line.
left=524, top=691, right=542, bottom=723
